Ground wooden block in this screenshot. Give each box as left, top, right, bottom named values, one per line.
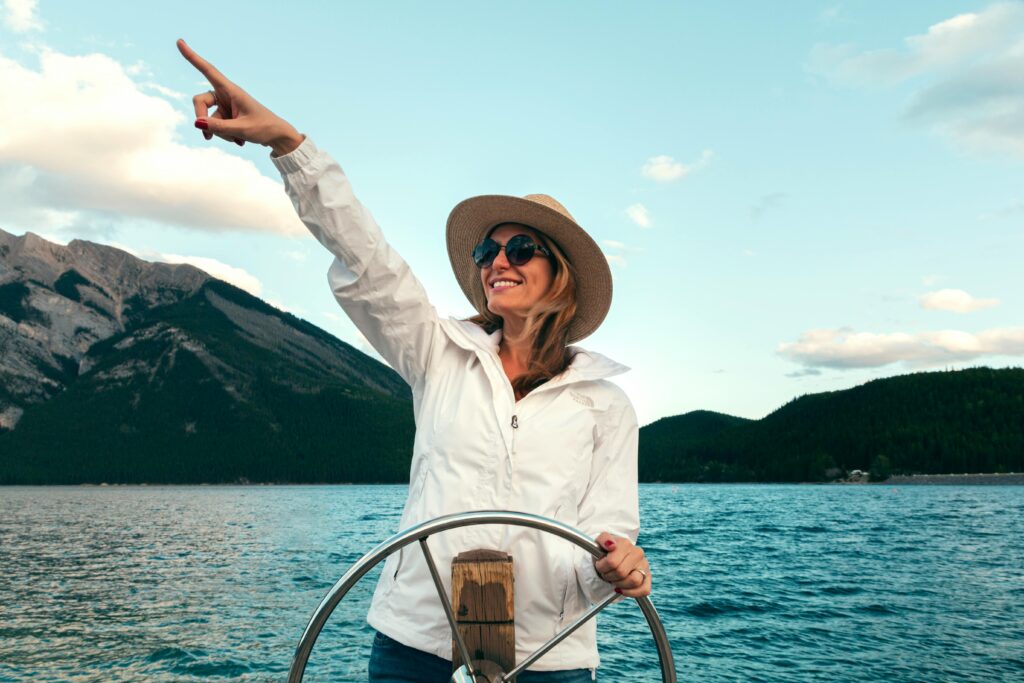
left=451, top=549, right=515, bottom=673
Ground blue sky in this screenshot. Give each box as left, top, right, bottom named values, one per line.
left=2, top=0, right=1022, bottom=425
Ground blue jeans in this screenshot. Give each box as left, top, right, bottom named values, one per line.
left=368, top=630, right=596, bottom=682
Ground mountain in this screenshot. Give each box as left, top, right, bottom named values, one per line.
left=0, top=229, right=414, bottom=484
left=639, top=367, right=1024, bottom=482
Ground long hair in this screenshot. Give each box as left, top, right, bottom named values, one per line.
left=469, top=227, right=578, bottom=398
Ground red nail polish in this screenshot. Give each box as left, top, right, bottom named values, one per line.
left=614, top=587, right=622, bottom=594
left=202, top=131, right=212, bottom=141
left=603, top=540, right=615, bottom=549
left=234, top=138, right=244, bottom=146
left=194, top=118, right=208, bottom=130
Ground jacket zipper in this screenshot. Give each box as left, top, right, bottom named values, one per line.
left=392, top=548, right=404, bottom=582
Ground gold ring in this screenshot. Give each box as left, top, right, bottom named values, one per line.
left=632, top=568, right=648, bottom=580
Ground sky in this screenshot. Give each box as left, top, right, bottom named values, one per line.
left=1, top=0, right=1022, bottom=426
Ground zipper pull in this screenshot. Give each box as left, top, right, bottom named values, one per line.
left=511, top=414, right=518, bottom=455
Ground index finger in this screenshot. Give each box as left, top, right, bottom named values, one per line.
left=176, top=39, right=230, bottom=87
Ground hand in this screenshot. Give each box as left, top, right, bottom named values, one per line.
left=593, top=532, right=651, bottom=598
left=176, top=38, right=304, bottom=156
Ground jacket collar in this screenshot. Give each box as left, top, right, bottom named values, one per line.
left=439, top=318, right=630, bottom=383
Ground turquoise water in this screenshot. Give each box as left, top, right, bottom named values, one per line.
left=1, top=484, right=1022, bottom=681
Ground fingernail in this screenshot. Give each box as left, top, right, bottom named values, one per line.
left=234, top=138, right=244, bottom=146
left=614, top=588, right=622, bottom=594
left=603, top=540, right=615, bottom=550
left=202, top=131, right=212, bottom=141
left=194, top=118, right=208, bottom=130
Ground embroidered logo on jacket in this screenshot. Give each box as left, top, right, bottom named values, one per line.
left=569, top=390, right=594, bottom=408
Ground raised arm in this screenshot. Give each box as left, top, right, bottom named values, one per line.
left=178, top=39, right=441, bottom=386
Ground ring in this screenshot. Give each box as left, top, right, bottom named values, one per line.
left=631, top=568, right=648, bottom=580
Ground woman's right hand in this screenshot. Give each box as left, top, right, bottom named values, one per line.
left=176, top=38, right=304, bottom=157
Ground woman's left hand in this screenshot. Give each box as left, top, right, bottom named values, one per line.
left=593, top=532, right=652, bottom=598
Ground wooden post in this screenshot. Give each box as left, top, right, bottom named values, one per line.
left=451, top=549, right=515, bottom=673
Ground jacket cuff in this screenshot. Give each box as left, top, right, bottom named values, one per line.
left=270, top=135, right=317, bottom=174
left=575, top=550, right=616, bottom=605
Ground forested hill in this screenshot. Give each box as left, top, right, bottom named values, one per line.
left=0, top=229, right=414, bottom=484
left=639, top=367, right=1024, bottom=482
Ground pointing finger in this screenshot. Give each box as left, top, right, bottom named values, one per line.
left=176, top=39, right=230, bottom=87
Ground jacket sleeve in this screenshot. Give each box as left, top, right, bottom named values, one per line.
left=271, top=137, right=441, bottom=388
left=572, top=392, right=641, bottom=605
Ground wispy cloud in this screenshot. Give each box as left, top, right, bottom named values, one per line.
left=785, top=367, right=822, bottom=378
left=624, top=203, right=651, bottom=228
left=641, top=150, right=712, bottom=182
left=920, top=288, right=999, bottom=313
left=750, top=192, right=787, bottom=221
left=978, top=199, right=1024, bottom=221
left=778, top=325, right=1024, bottom=369
left=0, top=46, right=305, bottom=236
left=109, top=242, right=264, bottom=296
left=4, top=0, right=42, bottom=32
left=807, top=2, right=1024, bottom=157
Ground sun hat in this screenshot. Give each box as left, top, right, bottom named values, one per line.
left=446, top=193, right=612, bottom=344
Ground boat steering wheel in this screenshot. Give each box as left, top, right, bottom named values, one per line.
left=287, top=510, right=677, bottom=682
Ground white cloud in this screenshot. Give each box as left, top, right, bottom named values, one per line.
left=0, top=47, right=306, bottom=236
left=624, top=203, right=651, bottom=228
left=641, top=150, right=712, bottom=182
left=107, top=241, right=263, bottom=296
left=4, top=0, right=42, bottom=32
left=283, top=249, right=308, bottom=262
left=778, top=325, right=1024, bottom=369
left=922, top=274, right=943, bottom=286
left=602, top=239, right=626, bottom=249
left=604, top=252, right=627, bottom=268
left=807, top=2, right=1024, bottom=157
left=140, top=82, right=185, bottom=100
left=920, top=288, right=999, bottom=313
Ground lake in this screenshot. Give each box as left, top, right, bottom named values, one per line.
left=1, top=484, right=1022, bottom=681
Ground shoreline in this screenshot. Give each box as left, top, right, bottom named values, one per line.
left=881, top=472, right=1024, bottom=485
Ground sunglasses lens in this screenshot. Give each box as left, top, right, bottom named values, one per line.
left=505, top=235, right=537, bottom=266
left=473, top=238, right=500, bottom=267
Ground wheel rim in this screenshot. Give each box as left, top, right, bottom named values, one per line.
left=287, top=510, right=677, bottom=682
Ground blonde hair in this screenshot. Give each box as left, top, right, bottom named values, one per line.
left=469, top=225, right=577, bottom=399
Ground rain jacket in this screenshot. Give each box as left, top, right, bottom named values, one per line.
left=271, top=137, right=640, bottom=671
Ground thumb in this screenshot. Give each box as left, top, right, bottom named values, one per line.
left=595, top=531, right=617, bottom=553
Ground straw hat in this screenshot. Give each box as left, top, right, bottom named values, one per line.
left=446, top=193, right=612, bottom=344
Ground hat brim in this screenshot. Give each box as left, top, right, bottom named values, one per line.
left=446, top=195, right=612, bottom=344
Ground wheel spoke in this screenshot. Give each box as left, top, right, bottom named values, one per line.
left=501, top=592, right=619, bottom=681
left=418, top=537, right=477, bottom=679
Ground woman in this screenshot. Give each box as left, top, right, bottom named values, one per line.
left=178, top=39, right=652, bottom=681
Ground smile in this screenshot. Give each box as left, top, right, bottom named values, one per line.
left=489, top=279, right=522, bottom=290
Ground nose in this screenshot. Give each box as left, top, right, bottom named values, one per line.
left=490, top=245, right=512, bottom=270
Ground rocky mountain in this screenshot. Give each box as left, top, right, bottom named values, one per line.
left=0, top=229, right=414, bottom=484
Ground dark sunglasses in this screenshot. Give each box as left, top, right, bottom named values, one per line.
left=472, top=234, right=552, bottom=268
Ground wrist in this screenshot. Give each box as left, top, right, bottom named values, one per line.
left=269, top=127, right=305, bottom=157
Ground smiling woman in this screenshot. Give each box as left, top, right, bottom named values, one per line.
left=177, top=37, right=650, bottom=680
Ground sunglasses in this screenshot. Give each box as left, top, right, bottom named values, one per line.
left=472, top=234, right=552, bottom=268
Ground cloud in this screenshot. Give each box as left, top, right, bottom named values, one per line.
left=920, top=288, right=999, bottom=313
left=978, top=198, right=1024, bottom=220
left=641, top=150, right=712, bottom=182
left=604, top=253, right=627, bottom=268
left=921, top=274, right=944, bottom=286
left=778, top=325, right=1024, bottom=369
left=785, top=367, right=823, bottom=378
left=807, top=2, right=1024, bottom=157
left=750, top=192, right=787, bottom=221
left=0, top=47, right=306, bottom=236
left=108, top=241, right=263, bottom=296
left=624, top=203, right=651, bottom=228
left=4, top=0, right=42, bottom=32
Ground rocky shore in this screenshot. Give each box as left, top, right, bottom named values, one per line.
left=884, top=473, right=1024, bottom=485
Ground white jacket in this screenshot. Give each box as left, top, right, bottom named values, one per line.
left=272, top=137, right=640, bottom=671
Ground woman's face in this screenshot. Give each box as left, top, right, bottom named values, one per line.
left=479, top=223, right=555, bottom=323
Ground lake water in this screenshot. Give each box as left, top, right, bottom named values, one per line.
left=1, top=484, right=1022, bottom=682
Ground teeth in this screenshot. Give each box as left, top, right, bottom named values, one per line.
left=491, top=280, right=521, bottom=289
